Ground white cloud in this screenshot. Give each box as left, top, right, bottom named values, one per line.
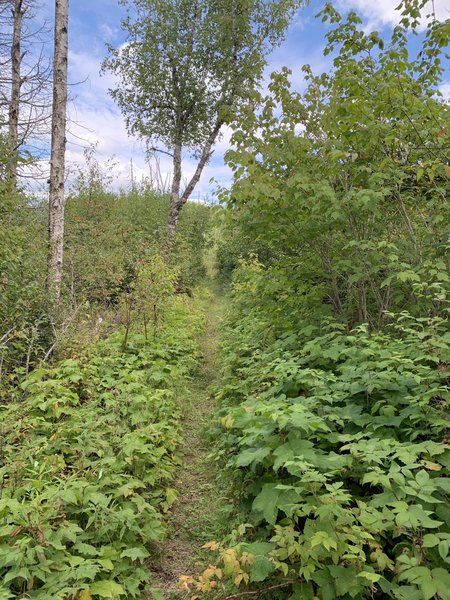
left=336, top=0, right=450, bottom=30
left=99, top=23, right=120, bottom=42
left=439, top=81, right=450, bottom=101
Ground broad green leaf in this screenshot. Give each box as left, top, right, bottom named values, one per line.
left=252, top=484, right=281, bottom=524
left=249, top=556, right=274, bottom=582
left=90, top=580, right=126, bottom=598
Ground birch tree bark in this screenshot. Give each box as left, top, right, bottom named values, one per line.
left=167, top=141, right=182, bottom=239
left=7, top=0, right=24, bottom=187
left=47, top=0, right=68, bottom=306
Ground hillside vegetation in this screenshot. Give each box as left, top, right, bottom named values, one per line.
left=0, top=2, right=449, bottom=600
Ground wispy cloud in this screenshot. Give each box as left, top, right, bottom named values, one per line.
left=336, top=0, right=449, bottom=31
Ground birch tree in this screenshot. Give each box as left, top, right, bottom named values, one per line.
left=47, top=0, right=68, bottom=305
left=7, top=0, right=24, bottom=185
left=104, top=0, right=304, bottom=243
left=0, top=0, right=52, bottom=186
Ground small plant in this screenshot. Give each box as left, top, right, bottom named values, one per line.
left=119, top=253, right=179, bottom=349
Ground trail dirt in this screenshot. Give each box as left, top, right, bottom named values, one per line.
left=149, top=293, right=224, bottom=599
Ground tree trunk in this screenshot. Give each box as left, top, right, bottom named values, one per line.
left=8, top=0, right=24, bottom=187
left=47, top=0, right=69, bottom=306
left=167, top=141, right=182, bottom=239
left=166, top=119, right=223, bottom=243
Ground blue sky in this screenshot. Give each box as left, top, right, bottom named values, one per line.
left=36, top=0, right=450, bottom=198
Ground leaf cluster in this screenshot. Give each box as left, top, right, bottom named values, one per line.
left=103, top=0, right=303, bottom=153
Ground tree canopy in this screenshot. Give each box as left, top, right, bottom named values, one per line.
left=103, top=0, right=304, bottom=237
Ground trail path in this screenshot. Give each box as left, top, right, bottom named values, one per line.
left=150, top=293, right=224, bottom=599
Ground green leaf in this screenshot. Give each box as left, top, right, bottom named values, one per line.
left=243, top=542, right=275, bottom=556
left=97, top=559, right=114, bottom=571
left=249, top=556, right=274, bottom=582
left=289, top=582, right=314, bottom=600
left=90, top=581, right=126, bottom=598
left=421, top=580, right=438, bottom=600
left=423, top=534, right=440, bottom=548
left=252, top=484, right=281, bottom=524
left=272, top=438, right=316, bottom=471
left=236, top=445, right=270, bottom=467
left=311, top=531, right=337, bottom=551
left=438, top=540, right=449, bottom=560
left=120, top=547, right=150, bottom=561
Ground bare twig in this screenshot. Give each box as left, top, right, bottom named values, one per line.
left=222, top=582, right=294, bottom=599
left=148, top=146, right=174, bottom=158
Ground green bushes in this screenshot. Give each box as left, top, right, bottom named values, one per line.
left=64, top=189, right=212, bottom=306
left=1, top=181, right=211, bottom=392
left=0, top=188, right=49, bottom=386
left=0, top=297, right=203, bottom=598
left=184, top=3, right=450, bottom=599
left=219, top=2, right=449, bottom=327
left=189, top=270, right=450, bottom=599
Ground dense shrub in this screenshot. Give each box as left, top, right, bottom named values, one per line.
left=185, top=3, right=450, bottom=599
left=0, top=296, right=203, bottom=598
left=186, top=262, right=450, bottom=600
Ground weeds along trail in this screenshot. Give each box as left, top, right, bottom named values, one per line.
left=0, top=294, right=204, bottom=599
left=149, top=289, right=226, bottom=599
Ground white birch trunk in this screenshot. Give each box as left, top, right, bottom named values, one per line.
left=8, top=0, right=24, bottom=186
left=47, top=0, right=68, bottom=306
left=167, top=142, right=183, bottom=240
left=166, top=120, right=222, bottom=242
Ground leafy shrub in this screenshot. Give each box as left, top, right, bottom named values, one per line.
left=64, top=187, right=212, bottom=307
left=0, top=297, right=203, bottom=598
left=0, top=187, right=50, bottom=390
left=185, top=3, right=450, bottom=594
left=188, top=295, right=450, bottom=599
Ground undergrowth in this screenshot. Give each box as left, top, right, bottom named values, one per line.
left=184, top=296, right=450, bottom=600
left=0, top=298, right=203, bottom=599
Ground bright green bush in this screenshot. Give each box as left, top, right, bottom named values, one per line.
left=190, top=264, right=450, bottom=599
left=219, top=2, right=449, bottom=326
left=0, top=297, right=203, bottom=598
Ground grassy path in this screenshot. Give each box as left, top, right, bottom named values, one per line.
left=150, top=291, right=224, bottom=599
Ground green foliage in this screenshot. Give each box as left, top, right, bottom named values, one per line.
left=120, top=253, right=179, bottom=347
left=1, top=141, right=211, bottom=396
left=104, top=0, right=304, bottom=153
left=192, top=270, right=450, bottom=599
left=221, top=1, right=449, bottom=326
left=0, top=184, right=50, bottom=387
left=188, top=3, right=450, bottom=599
left=0, top=297, right=203, bottom=598
left=64, top=187, right=211, bottom=306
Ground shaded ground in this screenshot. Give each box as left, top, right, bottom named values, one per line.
left=149, top=291, right=226, bottom=599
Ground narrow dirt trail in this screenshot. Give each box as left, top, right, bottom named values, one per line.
left=150, top=292, right=224, bottom=599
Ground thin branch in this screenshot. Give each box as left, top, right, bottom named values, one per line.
left=222, top=582, right=294, bottom=600
left=148, top=145, right=174, bottom=158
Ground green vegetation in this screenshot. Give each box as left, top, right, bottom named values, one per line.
left=183, top=3, right=450, bottom=600
left=0, top=177, right=211, bottom=386
left=1, top=1, right=449, bottom=599
left=103, top=0, right=304, bottom=237
left=0, top=295, right=203, bottom=599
